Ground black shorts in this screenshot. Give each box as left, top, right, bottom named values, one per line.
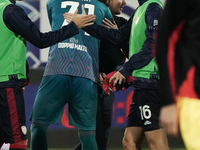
left=0, top=86, right=27, bottom=143
left=127, top=88, right=161, bottom=131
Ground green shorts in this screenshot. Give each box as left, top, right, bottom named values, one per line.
left=30, top=75, right=97, bottom=130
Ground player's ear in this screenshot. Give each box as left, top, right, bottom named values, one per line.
left=106, top=0, right=110, bottom=6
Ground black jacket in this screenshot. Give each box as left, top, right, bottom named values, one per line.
left=99, top=16, right=128, bottom=74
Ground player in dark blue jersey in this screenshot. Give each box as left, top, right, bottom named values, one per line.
left=29, top=0, right=112, bottom=150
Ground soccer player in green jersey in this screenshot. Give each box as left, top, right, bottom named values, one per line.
left=29, top=0, right=112, bottom=150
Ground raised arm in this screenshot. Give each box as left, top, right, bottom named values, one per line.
left=83, top=13, right=134, bottom=47
left=3, top=4, right=95, bottom=48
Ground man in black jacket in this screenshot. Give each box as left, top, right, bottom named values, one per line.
left=95, top=0, right=128, bottom=149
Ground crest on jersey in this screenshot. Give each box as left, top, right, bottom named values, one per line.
left=21, top=126, right=27, bottom=135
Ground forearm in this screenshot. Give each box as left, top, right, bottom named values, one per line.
left=83, top=15, right=133, bottom=47
left=4, top=5, right=79, bottom=49
left=83, top=23, right=128, bottom=47
left=23, top=21, right=79, bottom=48
left=119, top=39, right=154, bottom=78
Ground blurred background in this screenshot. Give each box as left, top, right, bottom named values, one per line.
left=3, top=0, right=186, bottom=149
